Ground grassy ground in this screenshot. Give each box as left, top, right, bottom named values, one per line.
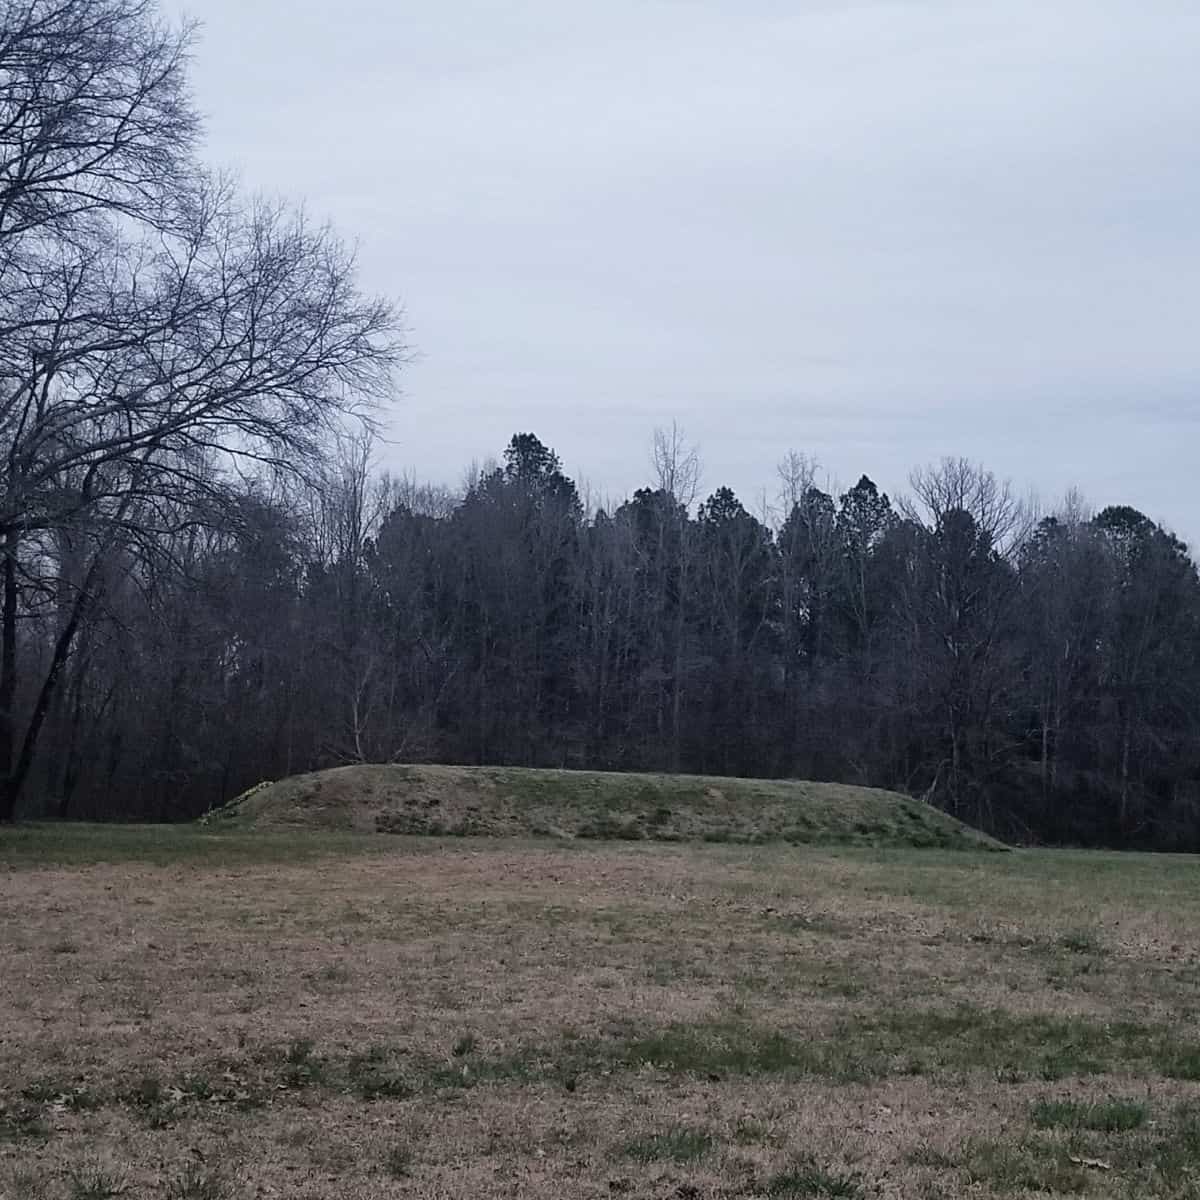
left=2, top=828, right=1199, bottom=1198
left=203, top=763, right=1002, bottom=850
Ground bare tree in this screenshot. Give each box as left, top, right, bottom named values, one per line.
left=651, top=421, right=701, bottom=509
left=0, top=0, right=198, bottom=248
left=648, top=423, right=704, bottom=768
left=904, top=457, right=1032, bottom=558
left=389, top=471, right=460, bottom=519
left=893, top=460, right=1032, bottom=821
left=0, top=2, right=403, bottom=819
left=773, top=449, right=819, bottom=527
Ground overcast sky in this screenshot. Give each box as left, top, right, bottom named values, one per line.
left=174, top=1, right=1198, bottom=540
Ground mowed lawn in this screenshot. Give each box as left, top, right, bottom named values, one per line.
left=2, top=829, right=1199, bottom=1198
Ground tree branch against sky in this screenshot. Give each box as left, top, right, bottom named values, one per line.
left=0, top=0, right=404, bottom=820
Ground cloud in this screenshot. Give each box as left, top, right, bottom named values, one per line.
left=172, top=0, right=1200, bottom=542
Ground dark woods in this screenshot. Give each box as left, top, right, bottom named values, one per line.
left=20, top=424, right=1200, bottom=851
left=3, top=3, right=1198, bottom=848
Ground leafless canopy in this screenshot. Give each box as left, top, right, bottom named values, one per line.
left=651, top=421, right=701, bottom=507
left=904, top=457, right=1033, bottom=557
left=0, top=0, right=404, bottom=816
left=0, top=1, right=197, bottom=230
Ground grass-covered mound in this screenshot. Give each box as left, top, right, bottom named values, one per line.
left=202, top=764, right=1003, bottom=850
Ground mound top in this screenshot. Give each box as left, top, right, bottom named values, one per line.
left=202, top=765, right=1003, bottom=850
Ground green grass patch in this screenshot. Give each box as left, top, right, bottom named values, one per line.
left=866, top=1008, right=1167, bottom=1081
left=266, top=1009, right=1200, bottom=1102
left=381, top=1142, right=414, bottom=1179
left=1031, top=1096, right=1148, bottom=1132
left=0, top=1104, right=49, bottom=1143
left=124, top=1074, right=164, bottom=1108
left=166, top=1166, right=227, bottom=1200
left=351, top=1065, right=416, bottom=1101
left=11, top=1007, right=1197, bottom=1134
left=763, top=1159, right=863, bottom=1197
left=625, top=1023, right=823, bottom=1076
left=67, top=1166, right=126, bottom=1200
left=1162, top=1044, right=1200, bottom=1080
left=1148, top=1103, right=1200, bottom=1190
left=279, top=1038, right=326, bottom=1088
left=1056, top=930, right=1106, bottom=955
left=905, top=1146, right=958, bottom=1169
left=620, top=1007, right=1177, bottom=1084
left=732, top=1117, right=774, bottom=1146
left=452, top=1033, right=478, bottom=1058
left=0, top=823, right=398, bottom=869
left=962, top=1138, right=1090, bottom=1193
left=620, top=1125, right=714, bottom=1164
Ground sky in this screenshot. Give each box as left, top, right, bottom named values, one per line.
left=171, top=0, right=1199, bottom=541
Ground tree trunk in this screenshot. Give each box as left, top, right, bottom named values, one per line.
left=671, top=533, right=686, bottom=773
left=0, top=526, right=19, bottom=822
left=1040, top=707, right=1050, bottom=797
left=1120, top=717, right=1132, bottom=830
left=56, top=662, right=89, bottom=820
left=7, top=578, right=92, bottom=816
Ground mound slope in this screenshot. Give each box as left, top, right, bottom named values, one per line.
left=204, top=765, right=1003, bottom=850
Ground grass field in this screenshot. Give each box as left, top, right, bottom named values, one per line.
left=2, top=827, right=1199, bottom=1198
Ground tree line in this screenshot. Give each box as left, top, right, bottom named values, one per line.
left=4, top=2, right=1198, bottom=848
left=19, top=422, right=1200, bottom=849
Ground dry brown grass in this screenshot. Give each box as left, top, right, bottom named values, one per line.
left=2, top=836, right=1199, bottom=1198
